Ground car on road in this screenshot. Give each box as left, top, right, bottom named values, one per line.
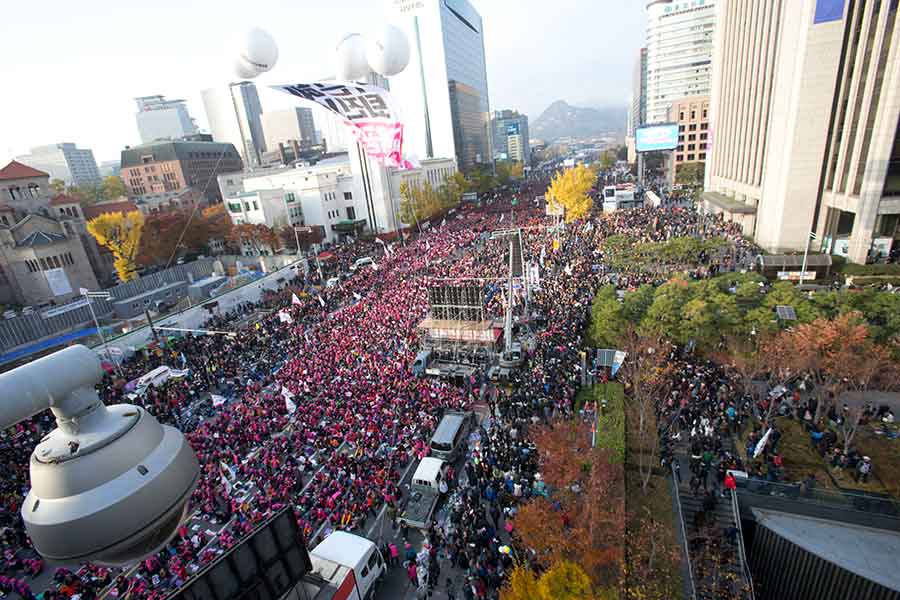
left=430, top=410, right=476, bottom=462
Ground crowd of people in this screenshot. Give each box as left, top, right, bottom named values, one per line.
left=0, top=176, right=768, bottom=600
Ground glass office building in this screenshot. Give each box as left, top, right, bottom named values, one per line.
left=389, top=0, right=492, bottom=172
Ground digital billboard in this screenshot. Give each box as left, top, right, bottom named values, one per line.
left=507, top=123, right=520, bottom=136
left=635, top=124, right=679, bottom=152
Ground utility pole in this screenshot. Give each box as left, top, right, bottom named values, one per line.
left=799, top=231, right=815, bottom=286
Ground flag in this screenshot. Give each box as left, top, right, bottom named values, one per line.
left=425, top=240, right=430, bottom=251
left=564, top=264, right=573, bottom=276
left=753, top=428, right=773, bottom=458
left=353, top=292, right=362, bottom=301
left=278, top=310, right=293, bottom=324
left=292, top=293, right=302, bottom=306
left=499, top=214, right=505, bottom=223
left=272, top=81, right=417, bottom=169
left=180, top=352, right=187, bottom=367
left=539, top=246, right=546, bottom=268
left=211, top=394, right=227, bottom=407
left=371, top=262, right=379, bottom=271
left=282, top=387, right=297, bottom=414
left=318, top=295, right=325, bottom=307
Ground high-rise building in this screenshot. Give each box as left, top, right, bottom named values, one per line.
left=492, top=110, right=530, bottom=163
left=668, top=95, right=710, bottom=183
left=703, top=0, right=900, bottom=264
left=644, top=0, right=716, bottom=124
left=15, top=143, right=101, bottom=187
left=262, top=107, right=317, bottom=152
left=388, top=0, right=492, bottom=171
left=201, top=82, right=266, bottom=168
left=134, top=95, right=199, bottom=143
left=119, top=139, right=242, bottom=203
left=630, top=47, right=648, bottom=135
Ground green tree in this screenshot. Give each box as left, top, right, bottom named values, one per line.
left=639, top=278, right=693, bottom=342
left=99, top=175, right=128, bottom=200
left=589, top=285, right=624, bottom=347
left=674, top=162, right=705, bottom=187
left=598, top=150, right=616, bottom=172
left=50, top=179, right=66, bottom=195
left=444, top=171, right=471, bottom=205
left=468, top=167, right=496, bottom=195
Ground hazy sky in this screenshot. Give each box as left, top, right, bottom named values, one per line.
left=0, top=0, right=644, bottom=164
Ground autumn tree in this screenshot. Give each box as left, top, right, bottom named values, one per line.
left=546, top=164, right=596, bottom=222
left=515, top=420, right=625, bottom=588
left=227, top=223, right=278, bottom=255
left=503, top=561, right=599, bottom=600
left=399, top=180, right=449, bottom=225
left=87, top=210, right=144, bottom=281
left=675, top=162, right=705, bottom=187
left=50, top=179, right=66, bottom=194
left=616, top=327, right=672, bottom=493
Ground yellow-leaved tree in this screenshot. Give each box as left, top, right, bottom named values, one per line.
left=502, top=561, right=602, bottom=600
left=399, top=180, right=447, bottom=225
left=87, top=210, right=144, bottom=282
left=547, top=164, right=597, bottom=222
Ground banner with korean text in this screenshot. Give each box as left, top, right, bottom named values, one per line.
left=272, top=81, right=416, bottom=170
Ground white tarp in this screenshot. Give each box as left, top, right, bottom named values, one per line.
left=44, top=268, right=73, bottom=297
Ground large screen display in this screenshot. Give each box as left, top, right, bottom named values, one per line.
left=635, top=124, right=679, bottom=152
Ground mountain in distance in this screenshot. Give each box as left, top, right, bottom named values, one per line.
left=532, top=100, right=627, bottom=142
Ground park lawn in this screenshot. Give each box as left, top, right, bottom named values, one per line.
left=829, top=426, right=900, bottom=498
left=736, top=417, right=837, bottom=491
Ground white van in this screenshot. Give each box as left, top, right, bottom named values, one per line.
left=350, top=257, right=375, bottom=271
left=325, top=276, right=341, bottom=288
left=307, top=531, right=384, bottom=600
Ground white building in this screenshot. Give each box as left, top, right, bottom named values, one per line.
left=134, top=95, right=199, bottom=143
left=644, top=0, right=716, bottom=124
left=219, top=150, right=457, bottom=244
left=262, top=107, right=317, bottom=151
left=703, top=0, right=900, bottom=264
left=386, top=0, right=492, bottom=171
left=15, top=143, right=101, bottom=187
left=201, top=83, right=266, bottom=167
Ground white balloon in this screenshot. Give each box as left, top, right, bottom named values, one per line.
left=233, top=56, right=263, bottom=80
left=335, top=33, right=370, bottom=82
left=237, top=27, right=278, bottom=73
left=365, top=25, right=410, bottom=77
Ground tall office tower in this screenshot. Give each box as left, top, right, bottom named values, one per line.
left=388, top=0, right=492, bottom=172
left=631, top=47, right=648, bottom=135
left=15, top=143, right=101, bottom=187
left=134, top=95, right=199, bottom=143
left=645, top=0, right=716, bottom=124
left=704, top=0, right=900, bottom=264
left=262, top=107, right=318, bottom=150
left=201, top=82, right=266, bottom=168
left=492, top=110, right=530, bottom=163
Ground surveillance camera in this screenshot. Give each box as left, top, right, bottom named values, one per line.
left=0, top=345, right=200, bottom=566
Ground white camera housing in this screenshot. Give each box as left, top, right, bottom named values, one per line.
left=0, top=345, right=200, bottom=565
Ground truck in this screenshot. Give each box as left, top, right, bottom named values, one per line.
left=398, top=457, right=448, bottom=529
left=300, top=531, right=385, bottom=600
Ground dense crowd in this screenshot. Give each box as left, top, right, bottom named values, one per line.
left=0, top=179, right=763, bottom=600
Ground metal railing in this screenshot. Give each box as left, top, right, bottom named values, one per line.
left=670, top=463, right=697, bottom=600
left=730, top=489, right=756, bottom=599
left=736, top=477, right=900, bottom=519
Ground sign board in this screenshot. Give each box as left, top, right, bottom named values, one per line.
left=390, top=0, right=425, bottom=16
left=41, top=298, right=90, bottom=319
left=777, top=271, right=817, bottom=281
left=635, top=123, right=679, bottom=152
left=44, top=268, right=73, bottom=297
left=507, top=123, right=520, bottom=136
left=545, top=199, right=564, bottom=217
left=814, top=0, right=845, bottom=23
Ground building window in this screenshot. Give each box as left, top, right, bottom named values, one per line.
left=252, top=201, right=259, bottom=210
left=702, top=110, right=708, bottom=119
left=687, top=154, right=695, bottom=161
left=689, top=124, right=697, bottom=131
left=691, top=111, right=696, bottom=120
left=39, top=258, right=47, bottom=270
left=346, top=207, right=356, bottom=220
left=678, top=125, right=685, bottom=132
left=688, top=134, right=696, bottom=141
left=243, top=202, right=250, bottom=211
left=228, top=203, right=241, bottom=213
left=700, top=143, right=707, bottom=150
left=285, top=192, right=296, bottom=203
left=688, top=144, right=696, bottom=151
left=676, top=154, right=684, bottom=162
left=344, top=192, right=352, bottom=200
left=699, top=153, right=706, bottom=160
left=679, top=112, right=685, bottom=120
left=700, top=123, right=708, bottom=130
left=677, top=145, right=684, bottom=152
left=678, top=135, right=685, bottom=142
left=700, top=133, right=708, bottom=140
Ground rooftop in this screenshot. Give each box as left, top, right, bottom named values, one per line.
left=0, top=160, right=49, bottom=181
left=49, top=193, right=80, bottom=206
left=701, top=191, right=757, bottom=214
left=753, top=508, right=900, bottom=593
left=17, top=230, right=68, bottom=248
left=82, top=200, right=138, bottom=221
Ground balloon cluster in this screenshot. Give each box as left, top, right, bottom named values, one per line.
left=336, top=25, right=411, bottom=80
left=232, top=24, right=411, bottom=82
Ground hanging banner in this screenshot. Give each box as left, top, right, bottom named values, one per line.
left=44, top=268, right=73, bottom=297
left=272, top=81, right=416, bottom=169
